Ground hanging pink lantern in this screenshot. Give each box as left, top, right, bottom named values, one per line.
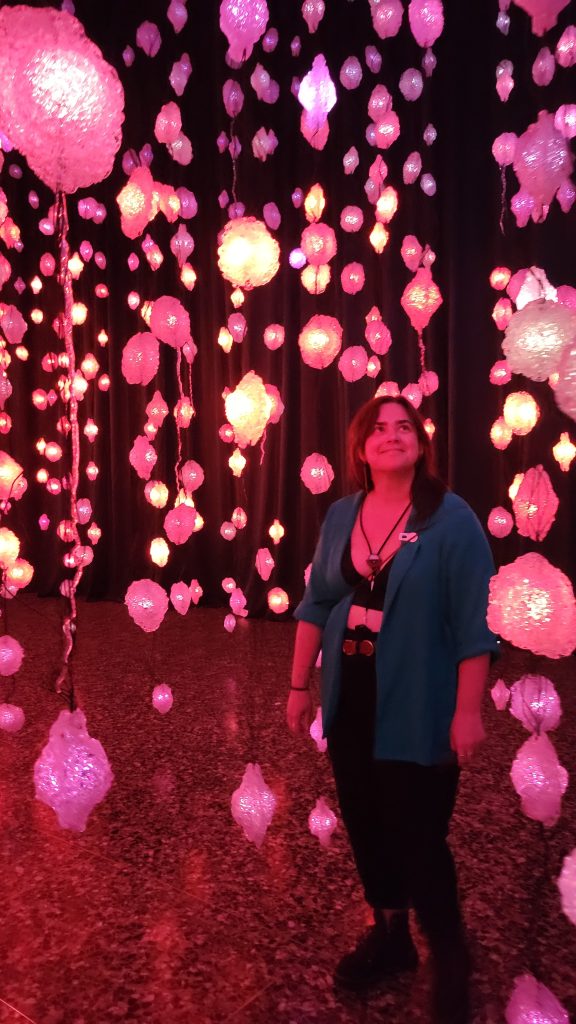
left=255, top=547, right=275, bottom=581
left=340, top=56, right=363, bottom=90
left=513, top=111, right=574, bottom=218
left=298, top=55, right=336, bottom=149
left=510, top=189, right=535, bottom=228
left=399, top=68, right=424, bottom=101
left=532, top=47, right=555, bottom=86
left=309, top=706, right=327, bottom=752
left=503, top=391, right=540, bottom=435
left=403, top=151, right=423, bottom=184
left=225, top=371, right=274, bottom=447
left=231, top=762, right=276, bottom=847
left=408, top=0, right=444, bottom=48
left=223, top=79, right=244, bottom=118
left=512, top=465, right=559, bottom=541
left=302, top=0, right=325, bottom=33
left=300, top=223, right=337, bottom=266
left=267, top=587, right=289, bottom=614
left=149, top=295, right=191, bottom=349
left=496, top=59, right=515, bottom=102
left=490, top=358, right=512, bottom=385
left=0, top=702, right=25, bottom=733
left=217, top=217, right=280, bottom=290
left=339, top=346, right=368, bottom=382
left=263, top=202, right=281, bottom=230
left=34, top=708, right=114, bottom=832
left=557, top=178, right=576, bottom=213
left=125, top=579, right=169, bottom=632
left=263, top=324, right=285, bottom=351
left=0, top=451, right=27, bottom=502
left=400, top=235, right=423, bottom=271
left=341, top=263, right=365, bottom=294
left=129, top=435, right=157, bottom=480
left=300, top=453, right=335, bottom=494
left=121, top=332, right=159, bottom=386
left=116, top=167, right=155, bottom=240
left=511, top=0, right=570, bottom=36
left=0, top=6, right=124, bottom=194
left=170, top=580, right=192, bottom=613
left=180, top=460, right=204, bottom=493
left=219, top=0, right=269, bottom=63
left=365, top=320, right=392, bottom=355
left=488, top=506, right=514, bottom=538
left=509, top=674, right=562, bottom=733
left=490, top=679, right=511, bottom=711
left=492, top=132, right=517, bottom=167
left=558, top=850, right=576, bottom=927
left=0, top=305, right=26, bottom=346
left=506, top=974, right=570, bottom=1024
left=510, top=733, right=568, bottom=827
left=401, top=267, right=443, bottom=332
left=488, top=552, right=576, bottom=658
left=343, top=147, right=359, bottom=174
left=167, top=0, right=187, bottom=32
left=154, top=101, right=182, bottom=144
left=340, top=206, right=364, bottom=232
left=152, top=683, right=174, bottom=714
left=146, top=391, right=169, bottom=428
left=170, top=53, right=192, bottom=96
left=170, top=224, right=194, bottom=268
left=373, top=112, right=401, bottom=150
left=164, top=505, right=196, bottom=545
left=370, top=0, right=404, bottom=39
left=299, top=314, right=343, bottom=369
left=0, top=635, right=24, bottom=676
left=308, top=796, right=338, bottom=847
left=556, top=24, right=576, bottom=66
left=136, top=21, right=161, bottom=56
left=556, top=339, right=576, bottom=420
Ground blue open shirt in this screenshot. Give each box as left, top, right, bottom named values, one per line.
left=294, top=491, right=499, bottom=766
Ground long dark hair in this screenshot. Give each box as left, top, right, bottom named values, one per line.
left=347, top=396, right=447, bottom=523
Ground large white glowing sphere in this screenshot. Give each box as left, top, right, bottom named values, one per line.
left=502, top=299, right=576, bottom=382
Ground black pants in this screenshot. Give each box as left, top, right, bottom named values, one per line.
left=327, top=645, right=463, bottom=944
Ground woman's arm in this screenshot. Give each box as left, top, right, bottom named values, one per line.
left=450, top=653, right=490, bottom=765
left=286, top=620, right=322, bottom=736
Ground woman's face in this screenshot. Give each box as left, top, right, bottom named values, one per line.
left=362, top=402, right=421, bottom=475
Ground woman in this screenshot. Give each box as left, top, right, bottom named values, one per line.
left=286, top=396, right=498, bottom=1024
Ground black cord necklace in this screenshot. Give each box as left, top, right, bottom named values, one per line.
left=359, top=497, right=412, bottom=577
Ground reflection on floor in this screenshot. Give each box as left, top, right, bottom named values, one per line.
left=0, top=597, right=575, bottom=1024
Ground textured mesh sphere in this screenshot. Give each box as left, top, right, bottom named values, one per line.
left=502, top=299, right=576, bottom=382
left=487, top=552, right=576, bottom=658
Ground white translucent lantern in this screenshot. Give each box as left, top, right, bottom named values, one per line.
left=511, top=733, right=568, bottom=827
left=308, top=796, right=338, bottom=847
left=34, top=709, right=114, bottom=832
left=555, top=340, right=576, bottom=420
left=0, top=451, right=27, bottom=501
left=557, top=849, right=576, bottom=926
left=552, top=432, right=576, bottom=471
left=125, top=579, right=169, bottom=633
left=0, top=702, right=25, bottom=732
left=503, top=391, right=540, bottom=436
left=217, top=217, right=279, bottom=290
left=503, top=299, right=576, bottom=381
left=300, top=453, right=334, bottom=494
left=509, top=674, right=561, bottom=733
left=152, top=683, right=173, bottom=714
left=310, top=706, right=327, bottom=752
left=0, top=634, right=24, bottom=676
left=512, top=465, right=558, bottom=541
left=225, top=371, right=273, bottom=447
left=0, top=6, right=124, bottom=194
left=298, top=54, right=336, bottom=150
left=488, top=552, right=576, bottom=658
left=299, top=314, right=342, bottom=369
left=231, top=762, right=276, bottom=847
left=255, top=547, right=275, bottom=581
left=490, top=679, right=510, bottom=711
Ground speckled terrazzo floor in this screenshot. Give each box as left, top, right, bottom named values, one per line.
left=0, top=597, right=575, bottom=1024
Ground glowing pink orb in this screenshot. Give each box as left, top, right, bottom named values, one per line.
left=401, top=267, right=443, bottom=332
left=150, top=296, right=191, bottom=349
left=512, top=465, right=559, bottom=541
left=255, top=547, right=275, bottom=581
left=0, top=702, right=25, bottom=732
left=308, top=796, right=338, bottom=847
left=0, top=635, right=24, bottom=676
left=125, top=579, right=169, bottom=633
left=152, top=683, right=173, bottom=714
left=220, top=0, right=269, bottom=63
left=487, top=506, right=514, bottom=539
left=231, top=762, right=276, bottom=846
left=490, top=679, right=510, bottom=711
left=300, top=453, right=335, bottom=494
left=511, top=734, right=568, bottom=827
left=488, top=552, right=576, bottom=658
left=513, top=111, right=574, bottom=217
left=408, top=0, right=444, bottom=48
left=121, top=332, right=159, bottom=386
left=129, top=435, right=157, bottom=480
left=339, top=346, right=368, bottom=382
left=170, top=582, right=191, bottom=615
left=299, top=314, right=343, bottom=369
left=558, top=849, right=576, bottom=926
left=512, top=0, right=570, bottom=37
left=164, top=505, right=196, bottom=545
left=34, top=708, right=114, bottom=831
left=509, top=674, right=561, bottom=733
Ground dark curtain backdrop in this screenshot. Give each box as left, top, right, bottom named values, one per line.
left=2, top=0, right=575, bottom=612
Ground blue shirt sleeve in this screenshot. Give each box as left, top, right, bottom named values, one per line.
left=442, top=507, right=500, bottom=663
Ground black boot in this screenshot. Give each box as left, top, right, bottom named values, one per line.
left=334, top=909, right=418, bottom=991
left=430, top=933, right=471, bottom=1024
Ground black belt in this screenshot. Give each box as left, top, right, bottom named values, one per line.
left=342, top=638, right=376, bottom=657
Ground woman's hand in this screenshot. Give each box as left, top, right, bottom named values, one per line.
left=286, top=689, right=314, bottom=736
left=450, top=709, right=486, bottom=765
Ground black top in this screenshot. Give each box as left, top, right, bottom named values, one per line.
left=341, top=536, right=394, bottom=611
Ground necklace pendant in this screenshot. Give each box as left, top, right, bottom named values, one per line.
left=366, top=554, right=381, bottom=573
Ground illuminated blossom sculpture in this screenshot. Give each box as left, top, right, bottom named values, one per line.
left=503, top=299, right=576, bottom=381
left=299, top=314, right=343, bottom=369
left=225, top=371, right=274, bottom=447
left=34, top=708, right=114, bottom=832
left=487, top=507, right=514, bottom=539
left=0, top=703, right=25, bottom=733
left=509, top=675, right=562, bottom=733
left=0, top=6, right=124, bottom=194
left=511, top=0, right=570, bottom=37
left=401, top=268, right=443, bottom=333
left=150, top=296, right=192, bottom=349
left=370, top=0, right=404, bottom=39
left=116, top=166, right=155, bottom=239
left=308, top=796, right=338, bottom=847
left=510, top=733, right=568, bottom=826
left=488, top=552, right=576, bottom=658
left=512, top=465, right=559, bottom=541
left=298, top=54, right=337, bottom=150
left=125, top=579, right=169, bottom=632
left=300, top=223, right=337, bottom=265
left=0, top=451, right=27, bottom=502
left=121, top=332, right=159, bottom=385
left=558, top=849, right=576, bottom=926
left=512, top=112, right=574, bottom=221
left=219, top=0, right=269, bottom=63
left=503, top=391, right=540, bottom=435
left=217, top=217, right=280, bottom=291
left=231, top=762, right=276, bottom=847
left=408, top=0, right=444, bottom=49
left=300, top=454, right=335, bottom=494
left=164, top=504, right=196, bottom=544
left=0, top=635, right=24, bottom=676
